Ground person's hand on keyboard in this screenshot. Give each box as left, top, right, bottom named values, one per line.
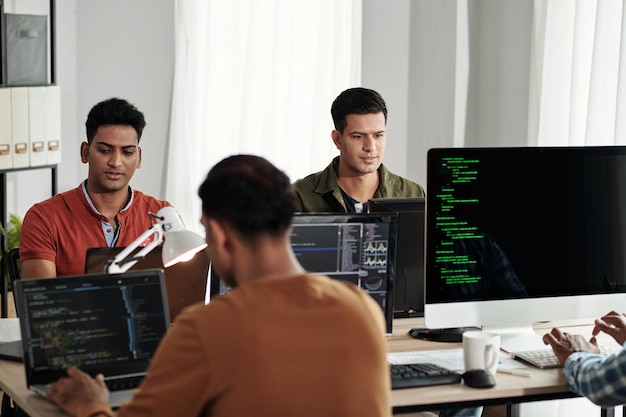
left=592, top=311, right=626, bottom=345
left=46, top=367, right=110, bottom=415
left=543, top=328, right=601, bottom=365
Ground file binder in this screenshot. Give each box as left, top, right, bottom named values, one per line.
left=0, top=89, right=12, bottom=169
left=28, top=87, right=47, bottom=167
left=45, top=86, right=61, bottom=165
left=10, top=87, right=30, bottom=168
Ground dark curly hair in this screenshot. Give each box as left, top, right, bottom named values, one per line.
left=198, top=155, right=296, bottom=241
left=85, top=98, right=146, bottom=144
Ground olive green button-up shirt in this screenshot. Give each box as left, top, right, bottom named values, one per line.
left=293, top=156, right=425, bottom=212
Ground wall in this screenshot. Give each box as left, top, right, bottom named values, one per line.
left=361, top=0, right=412, bottom=179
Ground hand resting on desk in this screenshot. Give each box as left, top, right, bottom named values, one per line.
left=46, top=367, right=110, bottom=416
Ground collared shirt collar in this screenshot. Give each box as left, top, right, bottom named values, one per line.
left=81, top=180, right=134, bottom=216
left=314, top=156, right=389, bottom=199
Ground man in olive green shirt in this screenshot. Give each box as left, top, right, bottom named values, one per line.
left=293, top=87, right=424, bottom=213
left=293, top=88, right=482, bottom=417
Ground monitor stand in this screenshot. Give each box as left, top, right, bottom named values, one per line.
left=408, top=326, right=481, bottom=343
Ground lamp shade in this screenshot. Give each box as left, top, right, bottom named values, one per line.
left=157, top=206, right=207, bottom=267
left=105, top=206, right=207, bottom=274
left=162, top=229, right=207, bottom=267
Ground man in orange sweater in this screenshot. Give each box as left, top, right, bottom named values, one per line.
left=45, top=154, right=391, bottom=417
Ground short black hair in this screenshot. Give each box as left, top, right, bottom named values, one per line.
left=331, top=87, right=387, bottom=133
left=198, top=155, right=296, bottom=240
left=85, top=98, right=146, bottom=144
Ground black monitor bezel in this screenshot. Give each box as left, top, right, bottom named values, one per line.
left=425, top=145, right=626, bottom=305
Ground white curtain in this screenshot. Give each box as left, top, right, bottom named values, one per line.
left=164, top=0, right=362, bottom=231
left=528, top=0, right=626, bottom=146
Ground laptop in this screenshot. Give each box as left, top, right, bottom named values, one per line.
left=84, top=246, right=210, bottom=321
left=15, top=269, right=171, bottom=408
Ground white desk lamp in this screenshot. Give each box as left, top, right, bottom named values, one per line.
left=105, top=206, right=207, bottom=274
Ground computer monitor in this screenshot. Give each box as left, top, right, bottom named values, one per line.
left=425, top=146, right=626, bottom=352
left=291, top=213, right=398, bottom=334
left=368, top=197, right=425, bottom=318
left=209, top=213, right=398, bottom=334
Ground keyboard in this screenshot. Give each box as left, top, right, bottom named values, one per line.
left=514, top=345, right=619, bottom=369
left=390, top=363, right=462, bottom=389
left=104, top=374, right=145, bottom=391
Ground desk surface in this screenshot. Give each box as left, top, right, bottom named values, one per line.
left=388, top=318, right=591, bottom=413
left=0, top=318, right=609, bottom=416
left=0, top=357, right=64, bottom=417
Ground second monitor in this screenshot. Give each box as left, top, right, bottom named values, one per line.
left=210, top=212, right=398, bottom=334
left=368, top=197, right=425, bottom=318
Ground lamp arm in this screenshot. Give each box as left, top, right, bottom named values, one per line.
left=105, top=225, right=165, bottom=274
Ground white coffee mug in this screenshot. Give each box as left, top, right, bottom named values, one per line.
left=462, top=331, right=500, bottom=374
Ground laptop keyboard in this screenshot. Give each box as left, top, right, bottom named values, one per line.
left=390, top=363, right=462, bottom=389
left=104, top=374, right=145, bottom=391
left=514, top=345, right=619, bottom=369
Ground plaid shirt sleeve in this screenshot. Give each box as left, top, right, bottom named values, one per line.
left=564, top=346, right=626, bottom=407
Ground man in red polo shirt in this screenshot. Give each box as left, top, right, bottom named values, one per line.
left=20, top=98, right=171, bottom=278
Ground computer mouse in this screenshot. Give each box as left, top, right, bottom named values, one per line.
left=461, top=369, right=496, bottom=389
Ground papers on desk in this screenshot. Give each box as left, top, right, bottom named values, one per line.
left=0, top=318, right=23, bottom=362
left=387, top=348, right=529, bottom=371
left=0, top=318, right=21, bottom=342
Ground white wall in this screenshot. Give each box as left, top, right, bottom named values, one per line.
left=361, top=0, right=412, bottom=179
